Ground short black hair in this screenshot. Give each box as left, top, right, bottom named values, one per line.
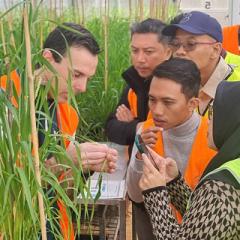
left=169, top=13, right=184, bottom=24
left=153, top=58, right=201, bottom=99
left=43, top=22, right=100, bottom=62
left=130, top=18, right=169, bottom=44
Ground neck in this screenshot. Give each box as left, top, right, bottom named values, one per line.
left=166, top=112, right=200, bottom=137
left=201, top=58, right=219, bottom=86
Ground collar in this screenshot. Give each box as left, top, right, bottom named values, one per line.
left=122, top=66, right=152, bottom=92
left=200, top=57, right=232, bottom=99
left=164, top=112, right=200, bottom=138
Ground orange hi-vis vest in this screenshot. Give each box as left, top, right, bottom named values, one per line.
left=0, top=70, right=77, bottom=240
left=128, top=88, right=138, bottom=118
left=127, top=88, right=152, bottom=120
left=222, top=25, right=240, bottom=55
left=143, top=116, right=216, bottom=222
left=142, top=116, right=216, bottom=190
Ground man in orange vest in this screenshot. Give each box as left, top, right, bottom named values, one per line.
left=105, top=18, right=171, bottom=154
left=105, top=18, right=171, bottom=240
left=1, top=23, right=117, bottom=240
left=127, top=58, right=216, bottom=240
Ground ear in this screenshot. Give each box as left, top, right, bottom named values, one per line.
left=188, top=97, right=200, bottom=112
left=42, top=49, right=55, bottom=62
left=210, top=42, right=222, bottom=60
left=165, top=46, right=173, bottom=60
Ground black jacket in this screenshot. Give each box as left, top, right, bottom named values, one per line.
left=105, top=66, right=151, bottom=148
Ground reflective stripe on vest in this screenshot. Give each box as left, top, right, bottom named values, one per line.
left=225, top=52, right=240, bottom=82
left=201, top=158, right=240, bottom=187
left=187, top=158, right=240, bottom=211
left=1, top=70, right=76, bottom=239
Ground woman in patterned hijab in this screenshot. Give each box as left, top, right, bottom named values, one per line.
left=139, top=81, right=240, bottom=240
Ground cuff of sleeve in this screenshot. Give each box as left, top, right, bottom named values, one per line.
left=142, top=185, right=167, bottom=196
left=166, top=171, right=181, bottom=186
left=132, top=157, right=144, bottom=172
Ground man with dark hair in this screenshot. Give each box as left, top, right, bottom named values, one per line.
left=127, top=58, right=216, bottom=239
left=43, top=22, right=101, bottom=62
left=105, top=18, right=171, bottom=153
left=105, top=19, right=171, bottom=239
left=1, top=22, right=117, bottom=240
left=33, top=22, right=117, bottom=178
left=40, top=23, right=119, bottom=239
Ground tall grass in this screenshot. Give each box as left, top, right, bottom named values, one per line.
left=0, top=1, right=180, bottom=238
left=0, top=2, right=96, bottom=239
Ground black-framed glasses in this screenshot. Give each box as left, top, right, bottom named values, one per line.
left=169, top=39, right=217, bottom=52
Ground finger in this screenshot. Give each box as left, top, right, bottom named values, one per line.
left=139, top=177, right=145, bottom=190
left=116, top=111, right=125, bottom=121
left=143, top=162, right=151, bottom=175
left=148, top=143, right=155, bottom=148
left=147, top=147, right=165, bottom=161
left=121, top=110, right=129, bottom=120
left=141, top=132, right=158, bottom=144
left=119, top=104, right=130, bottom=112
left=143, top=126, right=163, bottom=134
left=145, top=147, right=166, bottom=169
left=121, top=104, right=130, bottom=111
left=142, top=153, right=158, bottom=173
left=107, top=148, right=118, bottom=156
left=105, top=153, right=117, bottom=163
left=139, top=176, right=149, bottom=191
left=159, top=158, right=166, bottom=177
left=116, top=111, right=123, bottom=120
left=83, top=151, right=107, bottom=159
left=81, top=142, right=109, bottom=152
left=82, top=159, right=106, bottom=167
left=107, top=162, right=117, bottom=173
left=141, top=135, right=157, bottom=145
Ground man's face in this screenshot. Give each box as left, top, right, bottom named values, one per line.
left=148, top=77, right=194, bottom=130
left=131, top=33, right=171, bottom=78
left=172, top=29, right=219, bottom=77
left=49, top=47, right=98, bottom=103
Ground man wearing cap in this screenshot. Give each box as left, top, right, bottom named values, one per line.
left=169, top=12, right=240, bottom=86
left=163, top=11, right=240, bottom=116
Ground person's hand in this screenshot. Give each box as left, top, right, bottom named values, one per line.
left=141, top=126, right=162, bottom=148
left=147, top=148, right=178, bottom=183
left=139, top=148, right=179, bottom=191
left=66, top=142, right=118, bottom=173
left=86, top=147, right=118, bottom=173
left=116, top=104, right=134, bottom=122
left=139, top=153, right=167, bottom=191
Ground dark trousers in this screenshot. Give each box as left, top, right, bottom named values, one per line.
left=132, top=202, right=156, bottom=240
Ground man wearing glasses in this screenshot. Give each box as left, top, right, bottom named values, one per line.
left=163, top=11, right=240, bottom=116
